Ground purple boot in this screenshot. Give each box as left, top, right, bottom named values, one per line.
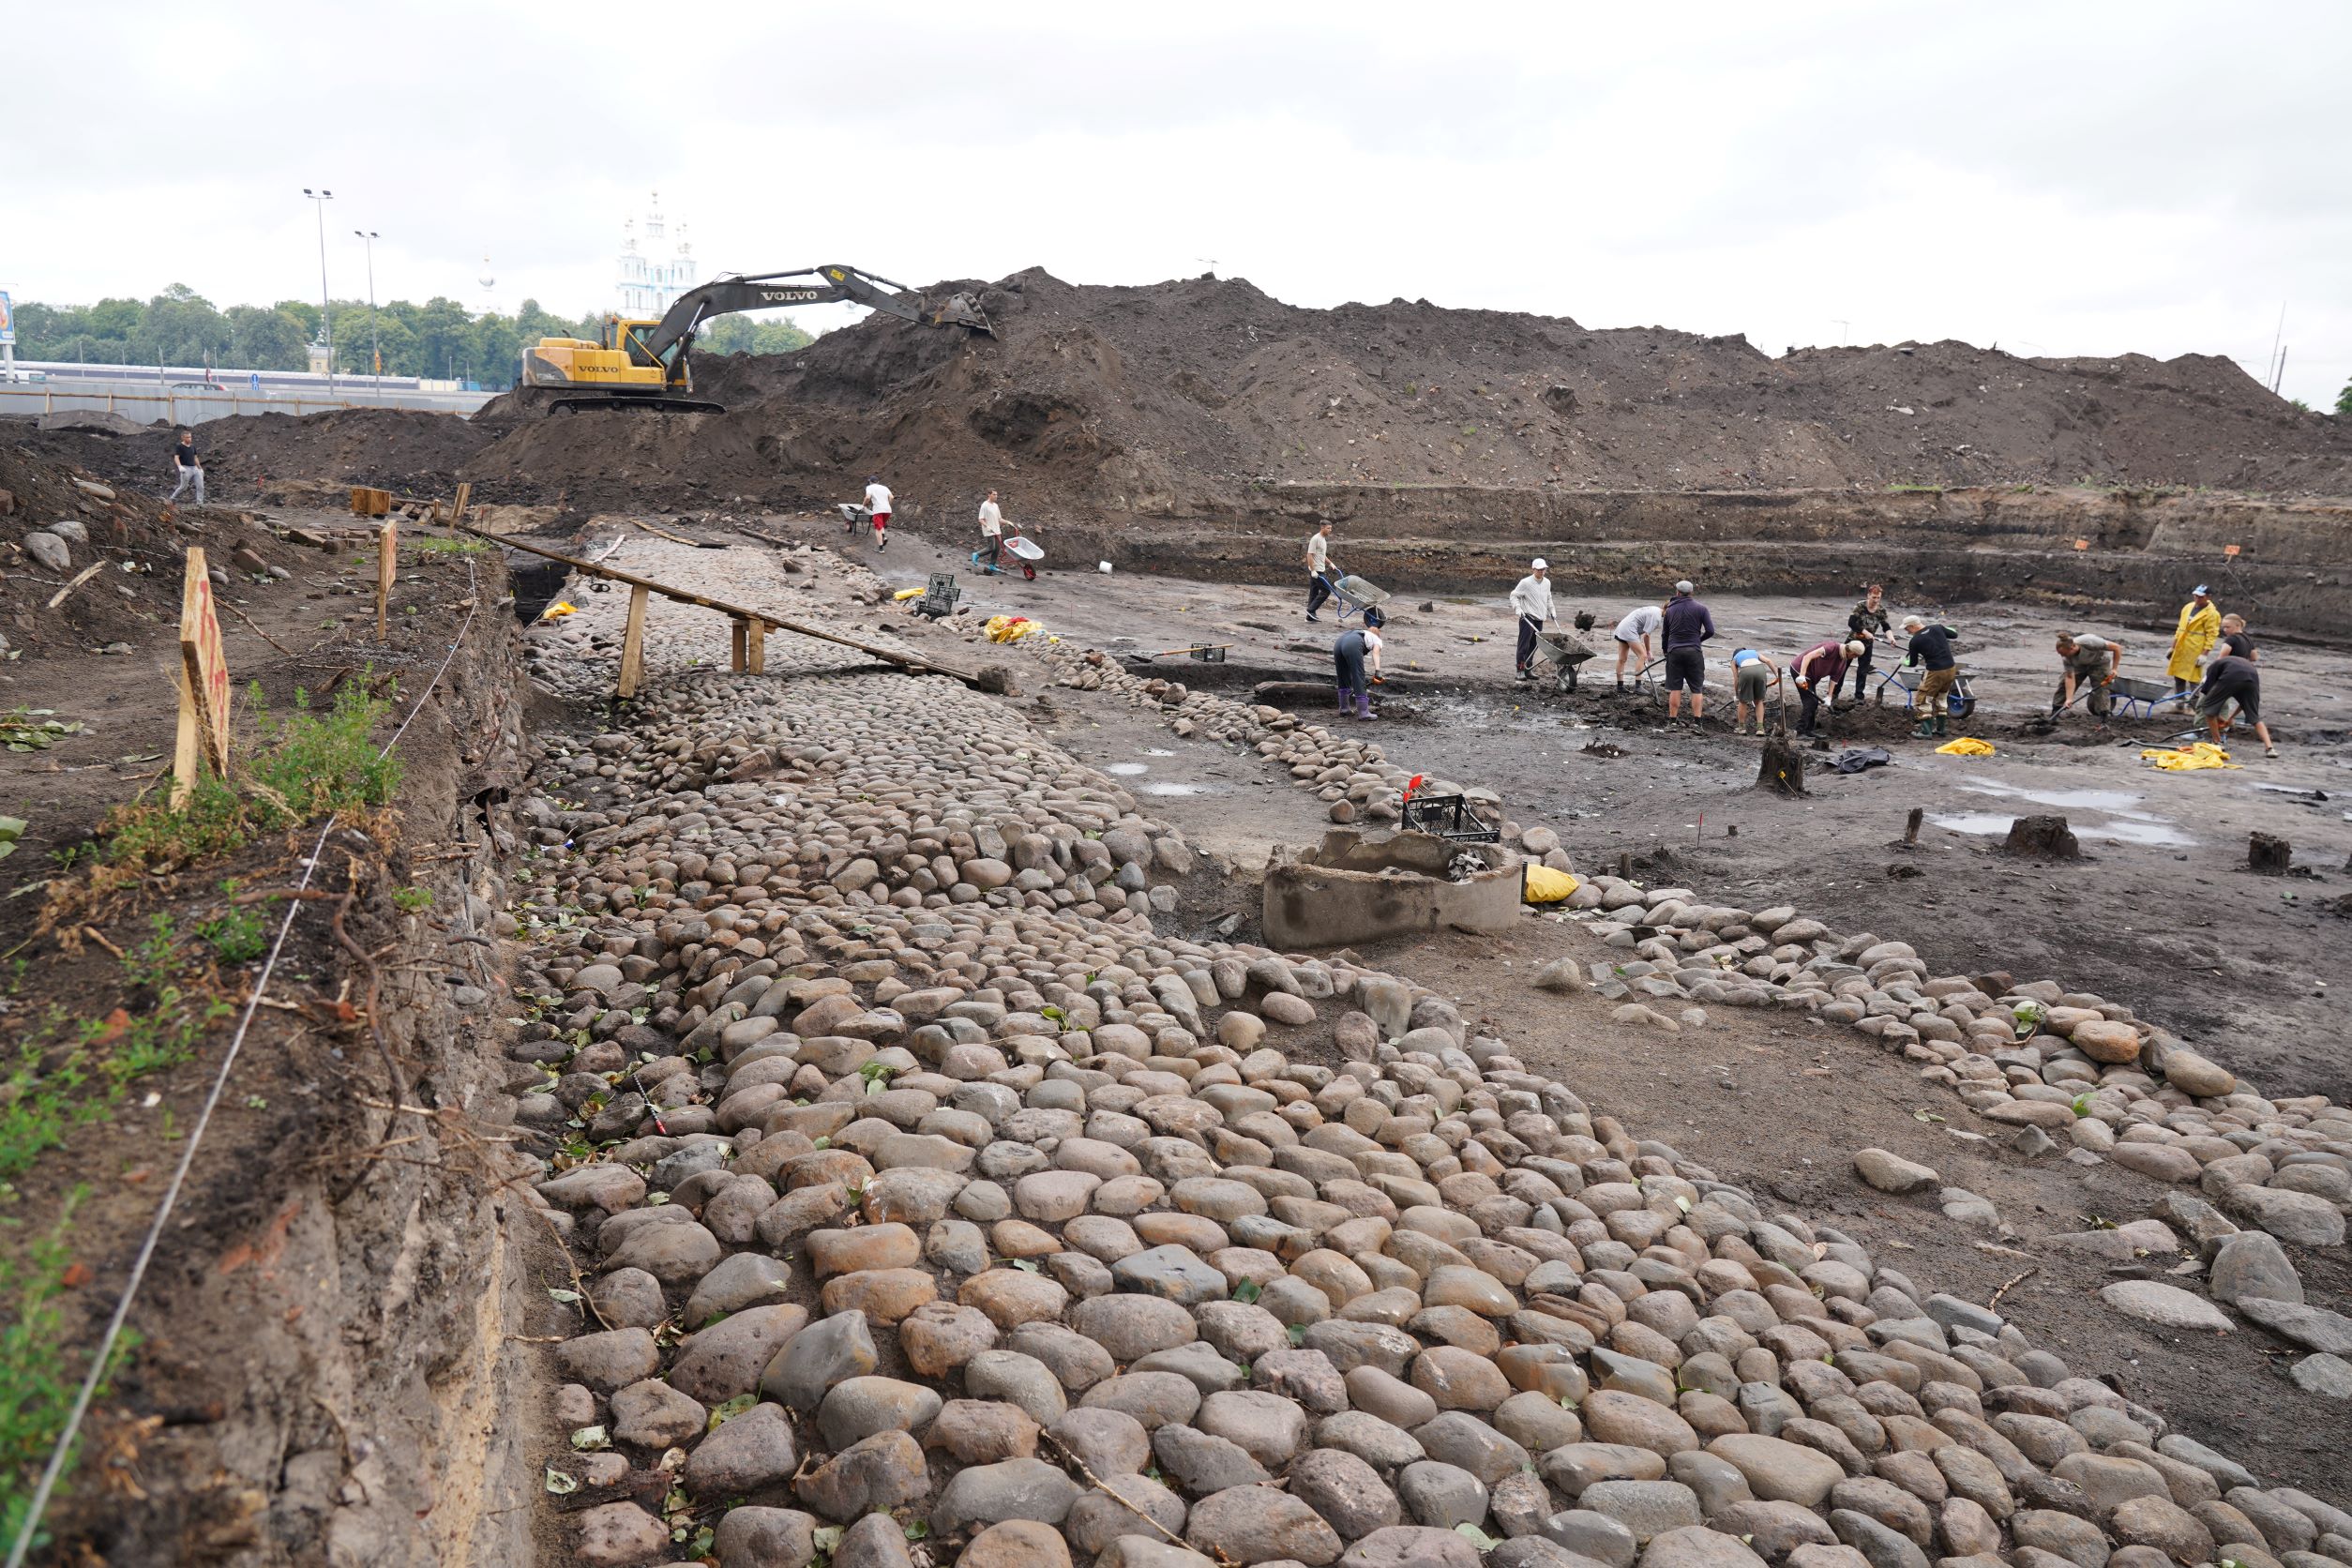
left=1355, top=692, right=1376, bottom=720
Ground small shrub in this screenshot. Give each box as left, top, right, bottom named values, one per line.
left=411, top=535, right=490, bottom=555
left=0, top=1189, right=138, bottom=1550
left=195, top=907, right=268, bottom=964
left=390, top=887, right=432, bottom=913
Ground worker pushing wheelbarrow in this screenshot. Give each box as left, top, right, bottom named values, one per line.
left=1309, top=566, right=1390, bottom=627
left=971, top=489, right=1042, bottom=580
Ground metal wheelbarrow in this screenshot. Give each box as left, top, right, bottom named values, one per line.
left=1530, top=627, right=1596, bottom=693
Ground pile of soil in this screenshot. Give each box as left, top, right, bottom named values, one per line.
left=7, top=406, right=494, bottom=503
left=0, top=440, right=218, bottom=655
left=458, top=267, right=2352, bottom=514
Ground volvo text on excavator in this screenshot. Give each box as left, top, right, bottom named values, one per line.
left=520, top=264, right=993, bottom=414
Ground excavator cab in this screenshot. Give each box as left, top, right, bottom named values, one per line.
left=520, top=314, right=681, bottom=405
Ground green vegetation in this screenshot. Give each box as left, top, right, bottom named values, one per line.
left=9, top=281, right=814, bottom=391
left=94, top=684, right=399, bottom=879
left=410, top=535, right=490, bottom=556
left=193, top=905, right=268, bottom=965
left=0, top=713, right=81, bottom=754
left=2337, top=377, right=2351, bottom=416
left=1885, top=483, right=1944, bottom=494
left=0, top=1190, right=138, bottom=1553
left=390, top=887, right=432, bottom=913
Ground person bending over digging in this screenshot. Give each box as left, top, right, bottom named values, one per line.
left=1612, top=601, right=1662, bottom=686
left=1899, top=614, right=1961, bottom=738
left=2052, top=632, right=2123, bottom=728
left=1333, top=606, right=1385, bottom=721
left=2197, top=653, right=2277, bottom=758
left=1729, top=647, right=1780, bottom=735
left=1790, top=638, right=1864, bottom=736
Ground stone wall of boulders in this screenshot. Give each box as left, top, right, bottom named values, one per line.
left=505, top=538, right=2351, bottom=1568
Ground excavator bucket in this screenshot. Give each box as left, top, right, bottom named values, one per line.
left=930, top=292, right=995, bottom=336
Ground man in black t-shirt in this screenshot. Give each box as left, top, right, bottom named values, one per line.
left=2197, top=654, right=2275, bottom=757
left=168, top=429, right=204, bottom=506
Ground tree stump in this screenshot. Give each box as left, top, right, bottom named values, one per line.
left=2002, top=814, right=2080, bottom=859
left=1758, top=730, right=1807, bottom=796
left=2248, top=832, right=2293, bottom=876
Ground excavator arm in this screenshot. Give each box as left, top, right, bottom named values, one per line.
left=627, top=264, right=994, bottom=386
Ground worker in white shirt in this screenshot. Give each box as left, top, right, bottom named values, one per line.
left=978, top=490, right=1004, bottom=569
left=1511, top=559, right=1555, bottom=681
left=863, top=475, right=894, bottom=550
left=1304, top=522, right=1335, bottom=622
left=1613, top=602, right=1663, bottom=686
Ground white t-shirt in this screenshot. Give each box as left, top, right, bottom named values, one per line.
left=978, top=500, right=1003, bottom=537
left=1615, top=605, right=1663, bottom=642
left=865, top=482, right=894, bottom=517
left=1510, top=574, right=1553, bottom=623
left=1306, top=531, right=1330, bottom=571
left=1362, top=629, right=1383, bottom=658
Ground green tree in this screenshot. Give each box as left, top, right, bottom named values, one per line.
left=140, top=284, right=231, bottom=368
left=225, top=305, right=309, bottom=371
left=698, top=313, right=813, bottom=356
left=2337, top=377, right=2351, bottom=417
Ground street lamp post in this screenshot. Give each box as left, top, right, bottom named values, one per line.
left=302, top=187, right=334, bottom=393
left=354, top=230, right=382, bottom=382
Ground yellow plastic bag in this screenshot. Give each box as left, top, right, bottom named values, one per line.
left=1935, top=737, right=1996, bottom=757
left=984, top=614, right=1040, bottom=643
left=2141, top=742, right=2238, bottom=772
left=538, top=600, right=578, bottom=620
left=892, top=586, right=926, bottom=601
left=1523, top=865, right=1580, bottom=904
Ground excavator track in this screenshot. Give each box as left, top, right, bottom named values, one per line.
left=548, top=394, right=727, bottom=416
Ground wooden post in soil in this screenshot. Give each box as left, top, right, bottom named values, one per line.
left=616, top=585, right=651, bottom=699
left=1757, top=730, right=1806, bottom=797
left=1903, top=807, right=1923, bottom=845
left=2248, top=832, right=2292, bottom=875
left=450, top=481, right=472, bottom=525
left=172, top=548, right=232, bottom=810
left=730, top=617, right=748, bottom=673
left=745, top=618, right=764, bottom=674
left=376, top=518, right=398, bottom=640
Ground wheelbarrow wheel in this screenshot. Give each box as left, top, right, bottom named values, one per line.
left=1949, top=691, right=1975, bottom=719
left=1021, top=562, right=1037, bottom=581
left=1563, top=664, right=1579, bottom=692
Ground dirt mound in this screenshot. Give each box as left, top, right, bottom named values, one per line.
left=9, top=406, right=493, bottom=505
left=449, top=268, right=2352, bottom=518
left=0, top=438, right=214, bottom=654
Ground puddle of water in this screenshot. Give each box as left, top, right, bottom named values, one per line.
left=1928, top=811, right=2194, bottom=848
left=1142, top=781, right=1214, bottom=797
left=1955, top=779, right=2144, bottom=812
left=1104, top=762, right=1149, bottom=776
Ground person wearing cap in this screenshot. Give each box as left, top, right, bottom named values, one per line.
left=1729, top=647, right=1781, bottom=735
left=1510, top=559, right=1555, bottom=681
left=1334, top=606, right=1386, bottom=720
left=1612, top=601, right=1663, bottom=686
left=2166, top=585, right=2220, bottom=697
left=1901, top=613, right=1961, bottom=738
left=1660, top=580, right=1715, bottom=721
left=1790, top=637, right=1864, bottom=736
left=1844, top=584, right=1892, bottom=703
left=2052, top=632, right=2124, bottom=726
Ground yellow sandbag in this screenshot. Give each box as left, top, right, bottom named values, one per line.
left=538, top=600, right=578, bottom=620
left=1935, top=737, right=1996, bottom=756
left=984, top=614, right=1040, bottom=643
left=1523, top=865, right=1580, bottom=904
left=2140, top=742, right=2238, bottom=772
left=892, top=586, right=926, bottom=601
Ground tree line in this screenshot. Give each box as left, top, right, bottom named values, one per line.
left=8, top=286, right=811, bottom=389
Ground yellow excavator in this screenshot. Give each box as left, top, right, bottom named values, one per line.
left=520, top=264, right=993, bottom=413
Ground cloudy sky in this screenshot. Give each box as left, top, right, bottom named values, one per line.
left=7, top=0, right=2346, bottom=405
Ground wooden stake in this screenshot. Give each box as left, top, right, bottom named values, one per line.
left=376, top=519, right=399, bottom=640
left=616, top=585, right=650, bottom=699
left=1903, top=807, right=1923, bottom=845
left=173, top=548, right=231, bottom=809
left=451, top=482, right=473, bottom=525
left=730, top=617, right=748, bottom=672
left=745, top=618, right=764, bottom=674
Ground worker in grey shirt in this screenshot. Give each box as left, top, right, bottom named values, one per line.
left=2053, top=632, right=2124, bottom=725
left=1305, top=522, right=1335, bottom=622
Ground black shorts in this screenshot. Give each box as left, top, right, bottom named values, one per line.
left=1663, top=647, right=1706, bottom=692
left=2200, top=675, right=2258, bottom=723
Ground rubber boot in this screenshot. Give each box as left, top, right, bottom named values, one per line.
left=1933, top=715, right=1950, bottom=738
left=1913, top=717, right=1936, bottom=739
left=1356, top=692, right=1376, bottom=721
left=1335, top=686, right=1350, bottom=713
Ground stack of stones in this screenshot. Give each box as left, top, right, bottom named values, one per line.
left=511, top=545, right=2351, bottom=1568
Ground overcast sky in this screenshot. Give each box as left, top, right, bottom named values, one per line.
left=7, top=0, right=2345, bottom=405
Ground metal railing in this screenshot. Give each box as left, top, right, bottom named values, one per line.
left=0, top=384, right=491, bottom=424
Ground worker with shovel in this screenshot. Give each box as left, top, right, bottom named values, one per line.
left=1334, top=606, right=1386, bottom=721
left=1790, top=638, right=1865, bottom=737
left=1901, top=614, right=1960, bottom=738
left=2196, top=652, right=2277, bottom=758
left=2052, top=632, right=2123, bottom=728
left=1511, top=558, right=1555, bottom=681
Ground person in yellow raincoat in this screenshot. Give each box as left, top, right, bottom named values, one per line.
left=2165, top=585, right=2220, bottom=697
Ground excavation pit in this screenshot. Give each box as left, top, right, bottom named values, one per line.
left=1263, top=828, right=1525, bottom=949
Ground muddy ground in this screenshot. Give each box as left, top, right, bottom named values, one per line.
left=826, top=518, right=2352, bottom=1108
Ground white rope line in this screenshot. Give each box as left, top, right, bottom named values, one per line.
left=6, top=560, right=483, bottom=1568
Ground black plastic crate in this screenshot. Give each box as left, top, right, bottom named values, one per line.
left=1400, top=793, right=1501, bottom=843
